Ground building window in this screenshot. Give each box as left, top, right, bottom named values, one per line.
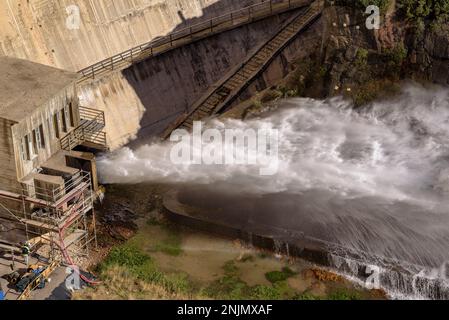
left=39, top=124, right=45, bottom=148
left=47, top=118, right=53, bottom=139
left=61, top=108, right=68, bottom=133
left=32, top=129, right=38, bottom=154
left=20, top=139, right=26, bottom=161
left=68, top=102, right=75, bottom=127
left=24, top=135, right=31, bottom=160
left=53, top=113, right=60, bottom=139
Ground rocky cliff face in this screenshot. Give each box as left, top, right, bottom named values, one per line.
left=244, top=1, right=449, bottom=111
left=318, top=2, right=449, bottom=97
left=417, top=24, right=449, bottom=84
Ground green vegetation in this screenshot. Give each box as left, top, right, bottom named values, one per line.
left=265, top=267, right=297, bottom=283
left=90, top=243, right=370, bottom=300
left=260, top=90, right=282, bottom=103
left=278, top=85, right=300, bottom=99
left=336, top=0, right=449, bottom=31
left=87, top=211, right=376, bottom=300
left=202, top=261, right=250, bottom=299
left=294, top=289, right=361, bottom=300
left=146, top=217, right=164, bottom=226
left=247, top=98, right=263, bottom=112
left=98, top=245, right=300, bottom=300
left=335, top=0, right=391, bottom=12
left=282, top=57, right=328, bottom=99
left=250, top=285, right=283, bottom=300
left=258, top=85, right=300, bottom=105
left=387, top=44, right=408, bottom=66
left=239, top=254, right=255, bottom=263
left=153, top=232, right=182, bottom=256
left=350, top=79, right=400, bottom=107
left=203, top=261, right=296, bottom=300
left=398, top=0, right=449, bottom=32
left=384, top=43, right=408, bottom=75
left=223, top=260, right=239, bottom=274
left=203, top=262, right=362, bottom=300
left=328, top=289, right=361, bottom=300
left=398, top=0, right=449, bottom=20
left=100, top=244, right=189, bottom=293
left=294, top=293, right=322, bottom=300
left=142, top=219, right=183, bottom=256
left=355, top=48, right=369, bottom=68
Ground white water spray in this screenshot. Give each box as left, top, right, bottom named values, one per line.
left=99, top=84, right=449, bottom=209
left=98, top=84, right=449, bottom=298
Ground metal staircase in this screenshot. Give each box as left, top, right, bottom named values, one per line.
left=60, top=106, right=107, bottom=151
left=78, top=0, right=313, bottom=83
left=162, top=0, right=323, bottom=138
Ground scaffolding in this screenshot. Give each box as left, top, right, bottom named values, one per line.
left=0, top=170, right=97, bottom=264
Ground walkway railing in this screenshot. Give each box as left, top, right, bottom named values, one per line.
left=60, top=125, right=107, bottom=151
left=0, top=171, right=93, bottom=221
left=77, top=0, right=312, bottom=83
left=162, top=1, right=323, bottom=138
left=60, top=106, right=107, bottom=151
left=79, top=106, right=105, bottom=127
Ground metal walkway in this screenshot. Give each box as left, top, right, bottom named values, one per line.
left=162, top=0, right=323, bottom=138
left=77, top=0, right=313, bottom=83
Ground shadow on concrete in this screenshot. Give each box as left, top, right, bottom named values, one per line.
left=120, top=0, right=302, bottom=149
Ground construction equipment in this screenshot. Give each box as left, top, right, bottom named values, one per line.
left=4, top=270, right=20, bottom=285
left=0, top=282, right=4, bottom=300
left=17, top=260, right=59, bottom=300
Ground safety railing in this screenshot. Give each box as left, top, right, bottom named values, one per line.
left=79, top=106, right=105, bottom=127
left=21, top=171, right=91, bottom=204
left=163, top=1, right=323, bottom=138
left=78, top=0, right=312, bottom=82
left=60, top=126, right=107, bottom=151
left=0, top=171, right=93, bottom=224
left=60, top=106, right=107, bottom=151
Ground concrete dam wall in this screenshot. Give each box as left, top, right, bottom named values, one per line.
left=78, top=11, right=300, bottom=149
left=1, top=0, right=315, bottom=150
left=0, top=0, right=258, bottom=71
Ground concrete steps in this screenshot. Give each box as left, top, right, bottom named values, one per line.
left=162, top=1, right=323, bottom=139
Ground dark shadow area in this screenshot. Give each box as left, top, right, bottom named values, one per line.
left=175, top=185, right=449, bottom=269
left=164, top=185, right=449, bottom=299
left=120, top=0, right=305, bottom=149
left=0, top=220, right=27, bottom=244
left=173, top=0, right=263, bottom=30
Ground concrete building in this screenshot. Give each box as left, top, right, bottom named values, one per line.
left=0, top=57, right=107, bottom=296
left=0, top=56, right=106, bottom=193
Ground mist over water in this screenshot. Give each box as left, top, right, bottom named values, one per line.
left=98, top=84, right=449, bottom=296
left=99, top=84, right=449, bottom=206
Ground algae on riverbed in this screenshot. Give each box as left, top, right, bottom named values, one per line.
left=75, top=191, right=386, bottom=301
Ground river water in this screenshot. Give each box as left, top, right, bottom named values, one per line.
left=98, top=84, right=449, bottom=299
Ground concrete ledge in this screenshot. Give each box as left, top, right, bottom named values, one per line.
left=163, top=189, right=331, bottom=266
left=162, top=189, right=449, bottom=299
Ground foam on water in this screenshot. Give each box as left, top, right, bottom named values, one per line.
left=99, top=84, right=449, bottom=206
left=98, top=83, right=449, bottom=298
